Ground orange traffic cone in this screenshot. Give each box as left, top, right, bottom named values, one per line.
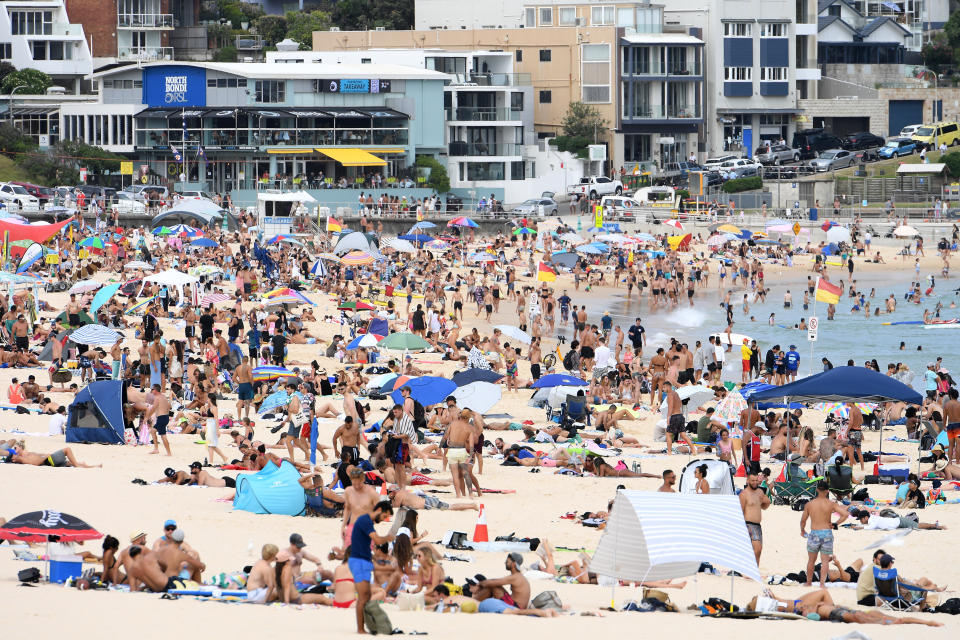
left=379, top=481, right=388, bottom=497
left=735, top=462, right=746, bottom=477
left=472, top=503, right=489, bottom=542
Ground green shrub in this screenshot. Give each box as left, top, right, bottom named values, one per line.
left=722, top=176, right=763, bottom=193
left=943, top=151, right=960, bottom=178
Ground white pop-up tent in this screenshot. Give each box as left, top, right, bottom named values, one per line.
left=677, top=458, right=736, bottom=495
left=140, top=269, right=200, bottom=307
left=589, top=491, right=761, bottom=583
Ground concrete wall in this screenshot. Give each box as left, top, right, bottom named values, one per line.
left=799, top=96, right=888, bottom=133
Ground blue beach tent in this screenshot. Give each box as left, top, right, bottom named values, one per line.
left=66, top=380, right=126, bottom=444
left=749, top=366, right=922, bottom=405
left=233, top=460, right=306, bottom=516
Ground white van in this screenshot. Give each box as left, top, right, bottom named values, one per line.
left=600, top=195, right=644, bottom=220
left=899, top=124, right=923, bottom=138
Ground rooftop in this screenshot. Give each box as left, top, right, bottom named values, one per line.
left=91, top=61, right=451, bottom=82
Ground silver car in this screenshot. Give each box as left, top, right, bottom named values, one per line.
left=756, top=144, right=800, bottom=165
left=512, top=196, right=558, bottom=217
left=809, top=148, right=856, bottom=172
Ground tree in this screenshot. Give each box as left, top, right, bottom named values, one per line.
left=561, top=101, right=608, bottom=142
left=0, top=62, right=15, bottom=88
left=213, top=45, right=238, bottom=62
left=0, top=122, right=36, bottom=158
left=1, top=68, right=52, bottom=95
left=944, top=9, right=960, bottom=49
left=255, top=15, right=288, bottom=47
left=416, top=155, right=450, bottom=194
left=922, top=33, right=955, bottom=75
left=285, top=10, right=331, bottom=49
left=55, top=139, right=123, bottom=176
left=943, top=151, right=960, bottom=178
left=331, top=0, right=414, bottom=30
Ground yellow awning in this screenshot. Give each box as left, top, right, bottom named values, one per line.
left=365, top=147, right=407, bottom=154
left=266, top=148, right=314, bottom=154
left=315, top=147, right=387, bottom=167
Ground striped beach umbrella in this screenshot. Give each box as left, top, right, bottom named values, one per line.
left=252, top=366, right=299, bottom=382
left=70, top=324, right=123, bottom=347
left=425, top=239, right=449, bottom=251
left=447, top=216, right=479, bottom=228
left=200, top=292, right=232, bottom=306
left=346, top=333, right=384, bottom=350
left=125, top=295, right=157, bottom=315
left=340, top=251, right=375, bottom=266
left=69, top=279, right=102, bottom=294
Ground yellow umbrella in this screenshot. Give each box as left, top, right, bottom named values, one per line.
left=716, top=224, right=742, bottom=234
left=340, top=251, right=376, bottom=266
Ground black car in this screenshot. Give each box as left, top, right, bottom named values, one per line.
left=792, top=128, right=844, bottom=160
left=445, top=194, right=463, bottom=212
left=841, top=132, right=885, bottom=151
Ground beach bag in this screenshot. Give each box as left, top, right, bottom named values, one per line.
left=563, top=350, right=576, bottom=371
left=18, top=567, right=41, bottom=583
left=531, top=590, right=563, bottom=611
left=363, top=600, right=393, bottom=635
left=935, top=597, right=960, bottom=615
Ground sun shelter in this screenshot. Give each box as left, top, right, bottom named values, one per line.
left=66, top=380, right=126, bottom=444
left=233, top=460, right=305, bottom=515
left=589, top=491, right=761, bottom=585
left=678, top=458, right=736, bottom=495
left=140, top=269, right=200, bottom=307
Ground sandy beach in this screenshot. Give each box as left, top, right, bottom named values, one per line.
left=1, top=217, right=958, bottom=638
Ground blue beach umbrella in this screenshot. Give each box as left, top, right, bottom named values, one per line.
left=390, top=376, right=457, bottom=407
left=531, top=373, right=588, bottom=388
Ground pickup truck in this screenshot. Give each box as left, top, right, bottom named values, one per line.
left=568, top=176, right=623, bottom=199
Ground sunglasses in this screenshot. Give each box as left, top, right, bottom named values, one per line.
left=165, top=526, right=176, bottom=531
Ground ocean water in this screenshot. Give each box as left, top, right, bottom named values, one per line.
left=565, top=271, right=960, bottom=390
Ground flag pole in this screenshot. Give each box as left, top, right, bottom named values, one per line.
left=808, top=282, right=817, bottom=377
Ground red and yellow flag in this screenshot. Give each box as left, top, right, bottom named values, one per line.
left=326, top=217, right=342, bottom=233
left=537, top=261, right=557, bottom=282
left=815, top=277, right=841, bottom=304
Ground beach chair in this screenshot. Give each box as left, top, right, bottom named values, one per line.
left=827, top=462, right=855, bottom=500
left=560, top=394, right=591, bottom=434
left=771, top=456, right=818, bottom=506
left=873, top=567, right=928, bottom=611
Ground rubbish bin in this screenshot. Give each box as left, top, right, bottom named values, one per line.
left=809, top=207, right=818, bottom=221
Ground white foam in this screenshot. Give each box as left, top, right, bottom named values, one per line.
left=662, top=308, right=708, bottom=328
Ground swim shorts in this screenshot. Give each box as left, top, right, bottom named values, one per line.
left=806, top=529, right=834, bottom=556
left=446, top=447, right=469, bottom=463
left=45, top=449, right=67, bottom=467
left=348, top=557, right=373, bottom=583
left=745, top=522, right=763, bottom=543
left=154, top=414, right=170, bottom=436
left=667, top=413, right=685, bottom=436
left=247, top=587, right=268, bottom=603
left=422, top=494, right=449, bottom=511
left=847, top=429, right=862, bottom=448
left=948, top=422, right=960, bottom=440
left=237, top=382, right=254, bottom=401
left=478, top=597, right=516, bottom=614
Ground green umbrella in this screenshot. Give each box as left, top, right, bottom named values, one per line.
left=155, top=227, right=173, bottom=236
left=512, top=227, right=537, bottom=235
left=378, top=332, right=431, bottom=351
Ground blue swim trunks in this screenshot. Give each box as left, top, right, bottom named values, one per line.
left=806, top=529, right=834, bottom=556
left=478, top=598, right=516, bottom=614
left=348, top=557, right=373, bottom=583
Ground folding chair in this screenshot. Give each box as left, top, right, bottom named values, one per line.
left=771, top=456, right=819, bottom=506
left=827, top=462, right=855, bottom=500
left=873, top=567, right=929, bottom=611
left=560, top=394, right=591, bottom=435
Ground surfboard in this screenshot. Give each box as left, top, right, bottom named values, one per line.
left=711, top=332, right=754, bottom=345
left=881, top=320, right=924, bottom=326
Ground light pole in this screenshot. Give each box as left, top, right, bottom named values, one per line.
left=7, top=84, right=28, bottom=124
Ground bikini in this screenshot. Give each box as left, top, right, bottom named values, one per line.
left=333, top=577, right=356, bottom=608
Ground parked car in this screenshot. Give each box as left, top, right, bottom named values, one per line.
left=841, top=132, right=885, bottom=151
left=74, top=185, right=118, bottom=203
left=702, top=154, right=739, bottom=170
left=878, top=138, right=919, bottom=158
left=792, top=128, right=844, bottom=159
left=899, top=124, right=923, bottom=138
left=177, top=190, right=214, bottom=200
left=512, top=195, right=558, bottom=217
left=568, top=176, right=623, bottom=198
left=756, top=144, right=800, bottom=165
left=11, top=182, right=54, bottom=206
left=809, top=149, right=857, bottom=172
left=0, top=182, right=40, bottom=210
left=599, top=195, right=644, bottom=219
left=445, top=194, right=463, bottom=212
left=911, top=121, right=960, bottom=149
left=718, top=158, right=762, bottom=180
left=659, top=161, right=701, bottom=185
left=112, top=192, right=147, bottom=214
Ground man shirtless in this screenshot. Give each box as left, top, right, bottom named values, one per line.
left=658, top=469, right=677, bottom=492
left=800, top=481, right=849, bottom=588
left=234, top=356, right=254, bottom=420
left=154, top=528, right=205, bottom=582
left=145, top=384, right=172, bottom=456
left=10, top=444, right=100, bottom=468
left=740, top=471, right=771, bottom=563
left=390, top=487, right=478, bottom=511
left=187, top=460, right=236, bottom=488
left=341, top=466, right=379, bottom=544
left=662, top=381, right=694, bottom=455
left=246, top=543, right=277, bottom=603
left=474, top=553, right=546, bottom=614
left=126, top=546, right=177, bottom=592
left=443, top=410, right=477, bottom=498
left=332, top=416, right=366, bottom=466
left=275, top=534, right=331, bottom=604
left=943, top=387, right=960, bottom=463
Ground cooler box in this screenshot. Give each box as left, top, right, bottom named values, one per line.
left=877, top=459, right=910, bottom=482
left=49, top=556, right=83, bottom=583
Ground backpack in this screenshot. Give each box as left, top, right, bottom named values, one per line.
left=563, top=350, right=576, bottom=371
left=412, top=400, right=426, bottom=429
left=935, top=597, right=960, bottom=615
left=363, top=600, right=393, bottom=635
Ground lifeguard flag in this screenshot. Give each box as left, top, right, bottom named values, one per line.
left=537, top=262, right=556, bottom=282
left=815, top=277, right=841, bottom=304
left=326, top=217, right=342, bottom=233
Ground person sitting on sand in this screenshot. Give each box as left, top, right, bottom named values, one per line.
left=155, top=528, right=206, bottom=583
left=470, top=553, right=558, bottom=616
left=246, top=543, right=277, bottom=603
left=390, top=487, right=479, bottom=512
left=583, top=455, right=660, bottom=479
left=10, top=443, right=100, bottom=468
left=126, top=545, right=183, bottom=592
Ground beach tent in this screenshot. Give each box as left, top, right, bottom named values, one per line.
left=677, top=458, right=736, bottom=495
left=151, top=199, right=238, bottom=231
left=66, top=380, right=125, bottom=444
left=748, top=366, right=922, bottom=405
left=140, top=269, right=200, bottom=306
left=233, top=460, right=306, bottom=516
left=54, top=310, right=94, bottom=327
left=39, top=330, right=76, bottom=361
left=589, top=491, right=761, bottom=583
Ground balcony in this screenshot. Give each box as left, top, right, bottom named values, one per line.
left=450, top=73, right=531, bottom=87
left=622, top=58, right=702, bottom=77
left=622, top=105, right=702, bottom=120
left=119, top=46, right=173, bottom=61
left=135, top=127, right=409, bottom=149
left=235, top=35, right=264, bottom=50
left=448, top=141, right=522, bottom=156
left=118, top=13, right=174, bottom=29
left=445, top=107, right=523, bottom=122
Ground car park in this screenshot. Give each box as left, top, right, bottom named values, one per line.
left=112, top=192, right=147, bottom=214
left=11, top=182, right=54, bottom=207
left=718, top=158, right=762, bottom=180
left=512, top=195, right=558, bottom=216
left=878, top=138, right=919, bottom=158
left=809, top=149, right=857, bottom=172
left=911, top=121, right=960, bottom=149
left=702, top=154, right=739, bottom=171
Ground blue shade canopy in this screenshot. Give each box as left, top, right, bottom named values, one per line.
left=748, top=366, right=922, bottom=405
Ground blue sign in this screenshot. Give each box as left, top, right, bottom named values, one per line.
left=340, top=79, right=370, bottom=93
left=143, top=65, right=207, bottom=107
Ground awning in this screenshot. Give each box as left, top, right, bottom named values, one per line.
left=11, top=107, right=59, bottom=116
left=316, top=147, right=386, bottom=166
left=135, top=107, right=205, bottom=118
left=366, top=147, right=406, bottom=154
left=266, top=148, right=315, bottom=155
left=716, top=108, right=801, bottom=114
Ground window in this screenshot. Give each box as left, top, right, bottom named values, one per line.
left=723, top=22, right=752, bottom=37
left=760, top=23, right=786, bottom=37
left=539, top=49, right=551, bottom=62
left=591, top=6, right=614, bottom=25
left=525, top=8, right=535, bottom=27
left=31, top=41, right=46, bottom=60
left=539, top=7, right=552, bottom=26
left=511, top=161, right=524, bottom=180
left=207, top=79, right=216, bottom=87
left=539, top=90, right=552, bottom=103
left=617, top=7, right=635, bottom=28
left=10, top=10, right=52, bottom=35
left=255, top=80, right=285, bottom=103
left=510, top=92, right=523, bottom=111
left=581, top=43, right=611, bottom=104
left=558, top=7, right=576, bottom=25
left=760, top=67, right=787, bottom=81
left=0, top=43, right=11, bottom=60
left=724, top=67, right=752, bottom=81
left=216, top=78, right=227, bottom=88
left=228, top=78, right=238, bottom=88
left=515, top=49, right=522, bottom=62
left=361, top=58, right=371, bottom=64
left=49, top=41, right=64, bottom=60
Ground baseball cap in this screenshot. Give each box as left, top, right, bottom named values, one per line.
left=163, top=519, right=177, bottom=529
left=879, top=553, right=894, bottom=566
left=507, top=552, right=523, bottom=566
left=754, top=421, right=767, bottom=431
left=290, top=533, right=306, bottom=548
left=789, top=345, right=796, bottom=349
left=927, top=362, right=935, bottom=368
left=163, top=467, right=175, bottom=478
left=129, top=531, right=146, bottom=542
left=170, top=529, right=185, bottom=543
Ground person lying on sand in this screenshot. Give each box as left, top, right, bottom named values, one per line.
left=751, top=588, right=942, bottom=625
left=156, top=467, right=191, bottom=485
left=10, top=444, right=100, bottom=468
left=187, top=460, right=236, bottom=488
left=583, top=456, right=660, bottom=478
left=530, top=538, right=686, bottom=589
left=389, top=487, right=479, bottom=511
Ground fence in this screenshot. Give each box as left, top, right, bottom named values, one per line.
left=834, top=176, right=945, bottom=204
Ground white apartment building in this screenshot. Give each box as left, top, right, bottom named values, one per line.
left=0, top=0, right=92, bottom=90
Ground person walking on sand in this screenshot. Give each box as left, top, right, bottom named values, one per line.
left=145, top=384, right=173, bottom=456
left=349, top=500, right=395, bottom=634
left=740, top=471, right=770, bottom=563
left=800, top=481, right=849, bottom=588
left=662, top=380, right=694, bottom=455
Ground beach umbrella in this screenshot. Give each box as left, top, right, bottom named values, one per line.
left=706, top=234, right=734, bottom=248
left=69, top=279, right=101, bottom=295
left=188, top=265, right=223, bottom=277
left=893, top=225, right=919, bottom=237
left=595, top=233, right=630, bottom=245
left=200, top=292, right=232, bottom=306
left=660, top=384, right=714, bottom=414
left=379, top=332, right=431, bottom=351
left=634, top=232, right=656, bottom=242
left=257, top=389, right=291, bottom=415
left=190, top=238, right=217, bottom=248
left=811, top=402, right=877, bottom=418
left=78, top=237, right=104, bottom=250
left=664, top=219, right=684, bottom=230
left=264, top=289, right=313, bottom=305
left=69, top=324, right=123, bottom=347
left=0, top=271, right=39, bottom=285
left=367, top=372, right=399, bottom=391
left=410, top=221, right=436, bottom=230
left=820, top=221, right=838, bottom=231
left=494, top=324, right=532, bottom=344
left=713, top=390, right=748, bottom=423
left=447, top=216, right=479, bottom=228
left=425, top=239, right=450, bottom=251
left=560, top=232, right=586, bottom=244
left=123, top=261, right=153, bottom=271
left=384, top=237, right=418, bottom=254
left=512, top=227, right=537, bottom=235
left=0, top=511, right=102, bottom=544
left=452, top=369, right=504, bottom=387
left=452, top=381, right=502, bottom=414
left=169, top=224, right=199, bottom=236
left=716, top=224, right=741, bottom=234
left=390, top=376, right=457, bottom=407
left=379, top=375, right=414, bottom=394
left=548, top=252, right=579, bottom=269
left=340, top=251, right=376, bottom=266
left=253, top=366, right=298, bottom=382
left=826, top=226, right=851, bottom=244
left=531, top=373, right=588, bottom=389
left=125, top=295, right=157, bottom=315
left=309, top=259, right=328, bottom=278
left=317, top=253, right=342, bottom=263
left=88, top=283, right=122, bottom=320
left=153, top=226, right=173, bottom=236
left=262, top=287, right=298, bottom=298
left=346, top=333, right=384, bottom=350
left=577, top=242, right=609, bottom=254
left=338, top=300, right=375, bottom=311
left=398, top=233, right=433, bottom=245
left=264, top=294, right=314, bottom=307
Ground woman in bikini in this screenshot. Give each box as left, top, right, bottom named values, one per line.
left=583, top=456, right=659, bottom=478
left=694, top=464, right=711, bottom=494
left=717, top=428, right=738, bottom=467
left=413, top=545, right=444, bottom=593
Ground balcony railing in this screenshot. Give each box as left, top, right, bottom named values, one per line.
left=235, top=35, right=264, bottom=50
left=450, top=72, right=531, bottom=86
left=118, top=13, right=174, bottom=28
left=445, top=107, right=523, bottom=122
left=448, top=141, right=522, bottom=156
left=622, top=104, right=702, bottom=120
left=622, top=59, right=702, bottom=76
left=118, top=46, right=173, bottom=61
left=135, top=127, right=409, bottom=149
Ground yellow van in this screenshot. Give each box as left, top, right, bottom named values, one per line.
left=911, top=121, right=960, bottom=149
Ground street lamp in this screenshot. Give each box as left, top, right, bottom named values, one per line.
left=8, top=84, right=28, bottom=123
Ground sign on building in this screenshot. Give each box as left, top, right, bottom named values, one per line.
left=143, top=66, right=208, bottom=107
